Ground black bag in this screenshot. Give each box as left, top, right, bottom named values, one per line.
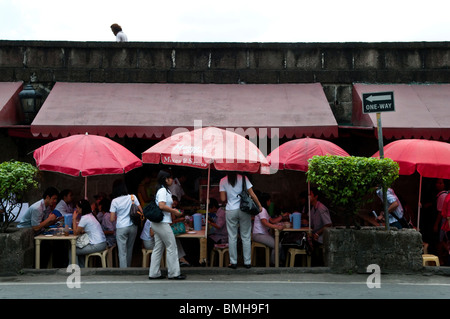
left=143, top=200, right=164, bottom=223
left=129, top=195, right=144, bottom=226
left=391, top=211, right=413, bottom=229
left=238, top=176, right=260, bottom=215
left=280, top=231, right=313, bottom=255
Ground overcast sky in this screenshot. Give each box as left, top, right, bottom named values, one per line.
left=1, top=0, right=449, bottom=43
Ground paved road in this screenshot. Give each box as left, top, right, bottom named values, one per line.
left=1, top=269, right=449, bottom=300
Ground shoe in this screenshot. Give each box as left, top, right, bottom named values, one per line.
left=149, top=275, right=166, bottom=280
left=228, top=264, right=237, bottom=269
left=180, top=261, right=191, bottom=267
left=168, top=274, right=186, bottom=280
left=244, top=264, right=251, bottom=269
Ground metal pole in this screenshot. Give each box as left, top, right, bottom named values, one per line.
left=377, top=113, right=389, bottom=231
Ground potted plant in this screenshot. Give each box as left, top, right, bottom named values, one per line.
left=0, top=160, right=39, bottom=233
left=307, top=155, right=399, bottom=228
left=306, top=155, right=423, bottom=273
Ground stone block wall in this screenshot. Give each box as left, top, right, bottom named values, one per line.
left=1, top=41, right=449, bottom=125
left=0, top=226, right=35, bottom=275
left=324, top=227, right=424, bottom=274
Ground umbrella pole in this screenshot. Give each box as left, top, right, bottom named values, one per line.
left=308, top=181, right=311, bottom=234
left=205, top=165, right=211, bottom=265
left=417, top=175, right=422, bottom=231
left=84, top=177, right=88, bottom=200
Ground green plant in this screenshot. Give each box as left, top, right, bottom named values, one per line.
left=307, top=155, right=399, bottom=228
left=0, top=160, right=39, bottom=232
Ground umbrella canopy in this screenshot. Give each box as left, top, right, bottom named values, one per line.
left=372, top=139, right=450, bottom=230
left=267, top=137, right=350, bottom=231
left=34, top=133, right=142, bottom=177
left=267, top=137, right=350, bottom=172
left=33, top=133, right=142, bottom=198
left=372, top=139, right=450, bottom=179
left=142, top=126, right=269, bottom=173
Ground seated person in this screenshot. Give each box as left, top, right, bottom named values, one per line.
left=252, top=193, right=284, bottom=265
left=171, top=196, right=191, bottom=267
left=141, top=219, right=155, bottom=250
left=207, top=198, right=228, bottom=253
left=99, top=198, right=116, bottom=248
left=17, top=187, right=60, bottom=233
left=72, top=199, right=107, bottom=267
left=55, top=189, right=74, bottom=216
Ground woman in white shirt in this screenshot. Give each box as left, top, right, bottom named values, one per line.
left=219, top=172, right=262, bottom=269
left=149, top=170, right=186, bottom=280
left=73, top=199, right=107, bottom=267
left=110, top=180, right=142, bottom=268
left=252, top=193, right=284, bottom=265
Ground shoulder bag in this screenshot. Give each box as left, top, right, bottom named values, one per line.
left=129, top=195, right=144, bottom=226
left=143, top=200, right=164, bottom=223
left=238, top=176, right=260, bottom=215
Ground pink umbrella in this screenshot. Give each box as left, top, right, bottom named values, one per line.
left=372, top=139, right=450, bottom=230
left=267, top=137, right=350, bottom=229
left=34, top=133, right=142, bottom=199
left=142, top=126, right=269, bottom=243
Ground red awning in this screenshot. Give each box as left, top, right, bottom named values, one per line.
left=0, top=82, right=23, bottom=126
left=352, top=83, right=450, bottom=140
left=30, top=82, right=338, bottom=139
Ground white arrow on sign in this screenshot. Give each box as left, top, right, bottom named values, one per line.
left=366, top=94, right=392, bottom=102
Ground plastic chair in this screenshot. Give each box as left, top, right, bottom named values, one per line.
left=85, top=249, right=108, bottom=268
left=422, top=254, right=440, bottom=266
left=142, top=248, right=166, bottom=268
left=285, top=248, right=311, bottom=267
left=106, top=244, right=118, bottom=268
left=210, top=244, right=229, bottom=267
left=251, top=241, right=270, bottom=267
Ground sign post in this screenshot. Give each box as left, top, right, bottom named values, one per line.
left=362, top=91, right=395, bottom=230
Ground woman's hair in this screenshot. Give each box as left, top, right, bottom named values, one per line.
left=226, top=172, right=238, bottom=187
left=76, top=199, right=92, bottom=216
left=157, top=170, right=172, bottom=193
left=209, top=197, right=219, bottom=209
left=111, top=180, right=128, bottom=199
left=99, top=198, right=111, bottom=212
left=260, top=192, right=271, bottom=209
left=59, top=189, right=72, bottom=202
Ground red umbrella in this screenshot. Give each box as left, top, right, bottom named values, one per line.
left=142, top=126, right=269, bottom=248
left=34, top=133, right=142, bottom=198
left=142, top=126, right=269, bottom=173
left=267, top=137, right=350, bottom=172
left=267, top=137, right=350, bottom=229
left=372, top=139, right=450, bottom=230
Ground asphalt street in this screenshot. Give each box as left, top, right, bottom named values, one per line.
left=1, top=267, right=449, bottom=300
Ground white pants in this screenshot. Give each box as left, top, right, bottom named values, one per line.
left=226, top=208, right=252, bottom=265
left=149, top=222, right=180, bottom=278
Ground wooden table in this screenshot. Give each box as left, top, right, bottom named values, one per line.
left=274, top=227, right=310, bottom=267
left=34, top=234, right=78, bottom=269
left=177, top=228, right=207, bottom=265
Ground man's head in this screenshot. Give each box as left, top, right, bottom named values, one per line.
left=309, top=187, right=320, bottom=206
left=43, top=187, right=59, bottom=209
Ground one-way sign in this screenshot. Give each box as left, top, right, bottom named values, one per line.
left=362, top=91, right=395, bottom=113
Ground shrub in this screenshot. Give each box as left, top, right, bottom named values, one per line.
left=0, top=160, right=39, bottom=232
left=306, top=155, right=399, bottom=227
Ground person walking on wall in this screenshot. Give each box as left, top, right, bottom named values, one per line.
left=219, top=172, right=262, bottom=269
left=110, top=23, right=128, bottom=42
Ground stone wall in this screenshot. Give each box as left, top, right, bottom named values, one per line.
left=0, top=226, right=35, bottom=275
left=1, top=41, right=449, bottom=124
left=323, top=227, right=423, bottom=274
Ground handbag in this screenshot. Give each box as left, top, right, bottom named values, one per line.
left=129, top=195, right=144, bottom=226
left=171, top=222, right=186, bottom=235
left=143, top=200, right=164, bottom=223
left=238, top=176, right=260, bottom=215
left=76, top=233, right=90, bottom=248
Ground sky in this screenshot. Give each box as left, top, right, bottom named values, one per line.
left=0, top=0, right=449, bottom=43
